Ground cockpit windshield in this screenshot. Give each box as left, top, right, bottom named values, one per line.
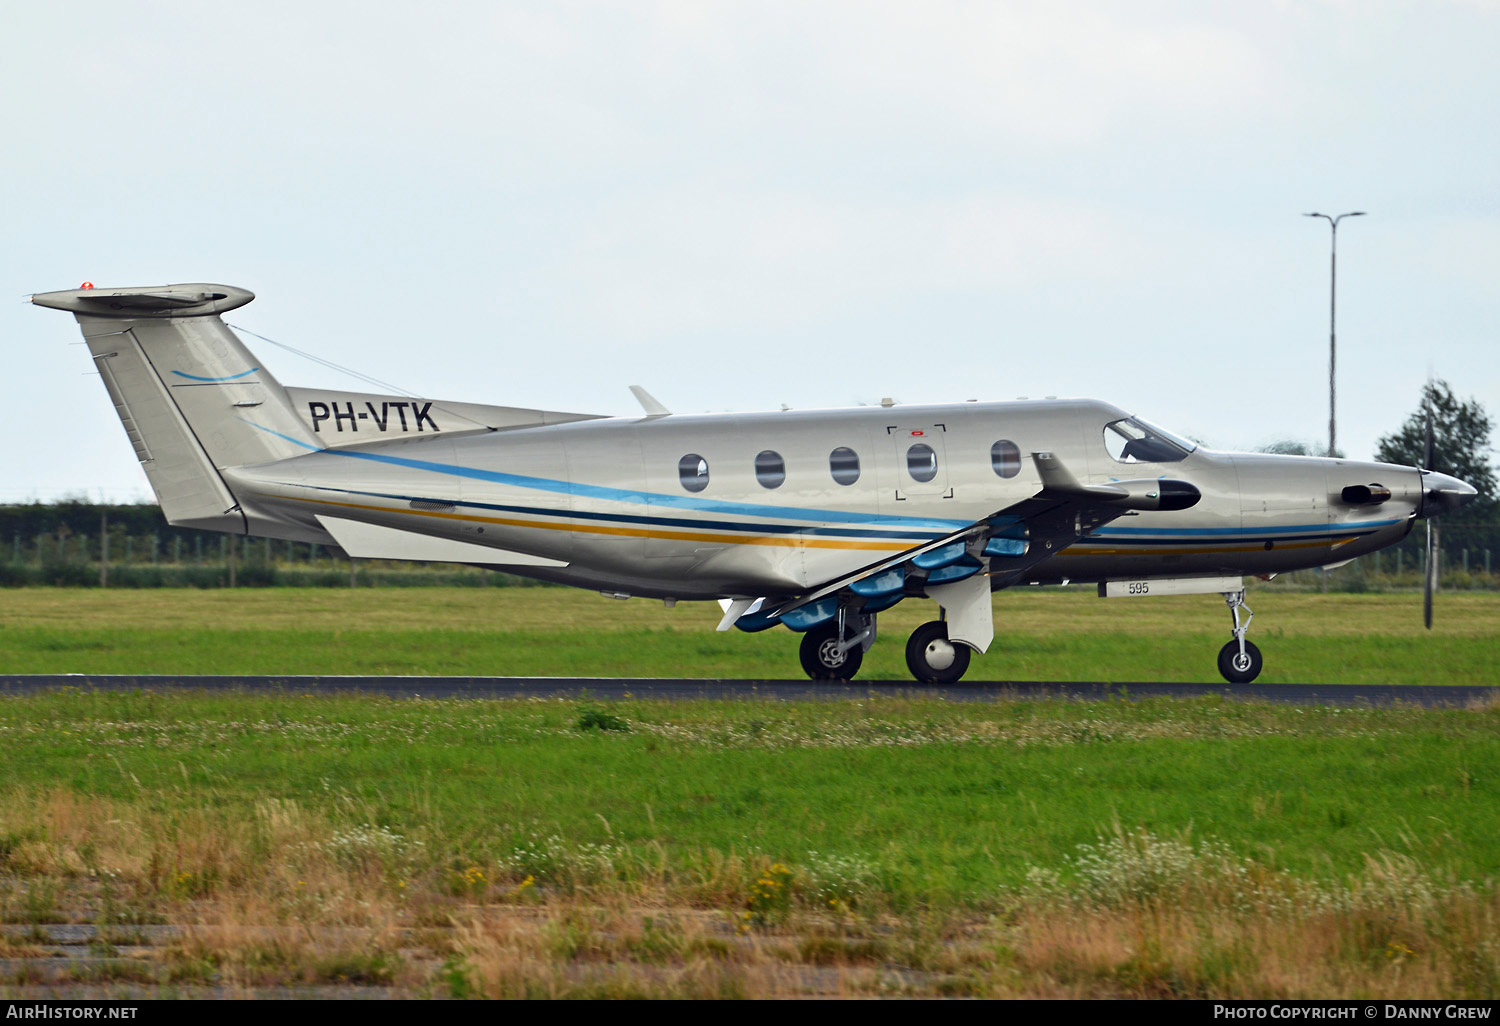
left=1103, top=417, right=1196, bottom=464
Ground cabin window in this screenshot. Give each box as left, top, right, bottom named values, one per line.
left=991, top=439, right=1021, bottom=479
left=678, top=453, right=710, bottom=492
left=755, top=450, right=785, bottom=489
left=906, top=443, right=938, bottom=483
left=829, top=446, right=860, bottom=485
left=1103, top=417, right=1194, bottom=464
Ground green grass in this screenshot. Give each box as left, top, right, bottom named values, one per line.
left=1, top=683, right=1497, bottom=995
left=3, top=689, right=1497, bottom=897
left=0, top=587, right=1496, bottom=683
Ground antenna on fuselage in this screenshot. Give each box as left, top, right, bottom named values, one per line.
left=629, top=386, right=671, bottom=418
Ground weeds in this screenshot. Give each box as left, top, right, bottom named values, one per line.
left=497, top=836, right=627, bottom=892
left=800, top=851, right=877, bottom=912
left=575, top=707, right=630, bottom=732
left=741, top=863, right=793, bottom=930
left=318, top=824, right=420, bottom=872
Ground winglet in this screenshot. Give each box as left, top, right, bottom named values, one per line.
left=629, top=386, right=671, bottom=417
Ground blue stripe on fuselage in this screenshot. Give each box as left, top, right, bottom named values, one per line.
left=241, top=422, right=967, bottom=534
left=1090, top=519, right=1401, bottom=537
left=292, top=483, right=949, bottom=541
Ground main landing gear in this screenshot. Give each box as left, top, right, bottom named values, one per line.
left=1217, top=589, right=1262, bottom=684
left=798, top=610, right=875, bottom=680
left=798, top=611, right=979, bottom=685
left=799, top=622, right=862, bottom=680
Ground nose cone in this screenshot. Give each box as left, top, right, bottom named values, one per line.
left=1420, top=471, right=1479, bottom=518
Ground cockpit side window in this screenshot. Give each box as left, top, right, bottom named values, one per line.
left=1103, top=417, right=1194, bottom=464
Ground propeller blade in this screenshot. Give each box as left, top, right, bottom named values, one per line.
left=1423, top=520, right=1436, bottom=630
left=1423, top=408, right=1434, bottom=471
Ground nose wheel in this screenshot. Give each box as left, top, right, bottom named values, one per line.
left=1218, top=590, right=1262, bottom=684
left=1217, top=638, right=1262, bottom=684
left=905, top=621, right=972, bottom=684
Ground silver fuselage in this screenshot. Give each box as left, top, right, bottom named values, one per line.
left=230, top=397, right=1421, bottom=600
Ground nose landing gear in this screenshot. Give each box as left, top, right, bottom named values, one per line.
left=1217, top=589, right=1262, bottom=684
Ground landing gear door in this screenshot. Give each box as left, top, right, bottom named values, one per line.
left=887, top=424, right=952, bottom=502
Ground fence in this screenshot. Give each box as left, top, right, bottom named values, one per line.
left=1253, top=523, right=1499, bottom=593
left=0, top=507, right=540, bottom=589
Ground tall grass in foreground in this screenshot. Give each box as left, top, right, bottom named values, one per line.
left=0, top=691, right=1496, bottom=997
left=0, top=790, right=1494, bottom=998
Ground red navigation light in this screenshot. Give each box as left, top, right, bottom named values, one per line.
left=79, top=282, right=94, bottom=290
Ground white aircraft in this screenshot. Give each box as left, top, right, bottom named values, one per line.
left=31, top=283, right=1478, bottom=684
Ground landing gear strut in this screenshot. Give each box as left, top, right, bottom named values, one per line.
left=905, top=620, right=972, bottom=684
left=1217, top=590, right=1262, bottom=684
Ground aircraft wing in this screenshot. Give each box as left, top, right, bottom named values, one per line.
left=759, top=452, right=1200, bottom=622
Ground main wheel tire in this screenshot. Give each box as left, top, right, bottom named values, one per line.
left=905, top=620, right=972, bottom=684
left=799, top=623, right=863, bottom=680
left=1217, top=639, right=1263, bottom=684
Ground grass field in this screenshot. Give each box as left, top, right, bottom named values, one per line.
left=0, top=588, right=1497, bottom=998
left=1, top=586, right=1498, bottom=683
left=0, top=690, right=1497, bottom=997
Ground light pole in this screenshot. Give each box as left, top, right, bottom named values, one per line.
left=1303, top=211, right=1365, bottom=458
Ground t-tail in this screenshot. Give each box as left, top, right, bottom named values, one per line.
left=30, top=283, right=317, bottom=535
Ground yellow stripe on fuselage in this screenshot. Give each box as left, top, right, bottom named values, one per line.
left=271, top=494, right=917, bottom=552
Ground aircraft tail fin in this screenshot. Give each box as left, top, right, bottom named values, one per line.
left=31, top=283, right=318, bottom=532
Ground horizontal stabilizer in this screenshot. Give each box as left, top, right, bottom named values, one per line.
left=316, top=516, right=569, bottom=567
left=31, top=283, right=255, bottom=319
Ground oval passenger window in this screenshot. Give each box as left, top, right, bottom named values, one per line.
left=678, top=453, right=709, bottom=493
left=755, top=450, right=785, bottom=489
left=906, top=443, right=938, bottom=483
left=829, top=446, right=860, bottom=486
left=991, top=439, right=1021, bottom=479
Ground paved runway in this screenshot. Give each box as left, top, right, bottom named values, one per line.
left=0, top=675, right=1493, bottom=706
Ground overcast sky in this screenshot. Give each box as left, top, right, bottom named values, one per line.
left=3, top=0, right=1496, bottom=502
